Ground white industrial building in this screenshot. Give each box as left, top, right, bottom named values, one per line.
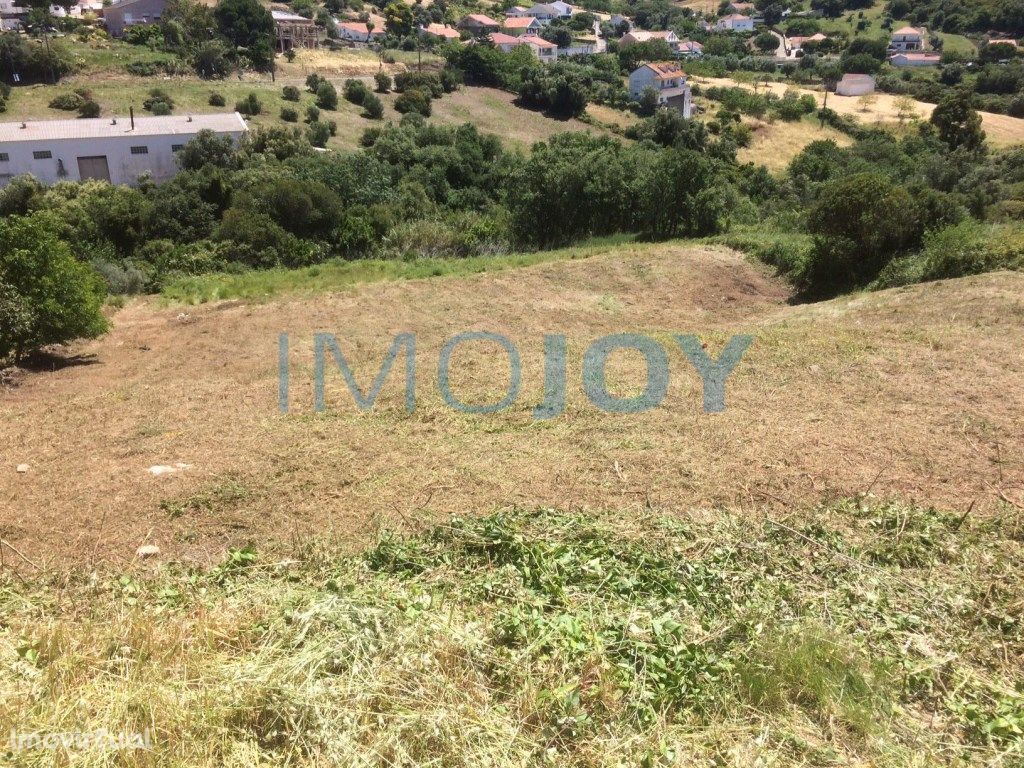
left=0, top=112, right=248, bottom=187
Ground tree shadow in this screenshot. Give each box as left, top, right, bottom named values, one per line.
left=17, top=350, right=101, bottom=373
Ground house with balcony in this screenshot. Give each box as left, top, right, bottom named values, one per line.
left=890, top=26, right=923, bottom=51
left=628, top=62, right=692, bottom=117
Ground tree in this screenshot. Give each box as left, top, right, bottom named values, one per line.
left=0, top=213, right=107, bottom=362
left=894, top=95, right=918, bottom=122
left=636, top=86, right=659, bottom=117
left=178, top=129, right=237, bottom=170
left=754, top=30, right=778, bottom=52
left=214, top=0, right=274, bottom=70
left=375, top=72, right=392, bottom=93
left=857, top=92, right=877, bottom=112
left=383, top=1, right=413, bottom=36
left=930, top=88, right=985, bottom=152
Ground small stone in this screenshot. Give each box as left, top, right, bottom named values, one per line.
left=136, top=544, right=161, bottom=558
left=16, top=464, right=29, bottom=473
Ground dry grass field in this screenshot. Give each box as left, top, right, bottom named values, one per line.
left=3, top=244, right=1024, bottom=766
left=3, top=242, right=1022, bottom=572
left=696, top=76, right=1024, bottom=149
left=737, top=116, right=855, bottom=170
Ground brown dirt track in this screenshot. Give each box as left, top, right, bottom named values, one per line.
left=2, top=243, right=1023, bottom=572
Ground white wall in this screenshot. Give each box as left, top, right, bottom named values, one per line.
left=0, top=129, right=246, bottom=187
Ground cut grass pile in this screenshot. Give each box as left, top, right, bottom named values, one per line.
left=2, top=500, right=1022, bottom=766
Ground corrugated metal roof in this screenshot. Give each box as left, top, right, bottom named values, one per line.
left=0, top=112, right=248, bottom=143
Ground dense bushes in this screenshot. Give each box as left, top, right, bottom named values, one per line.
left=0, top=214, right=108, bottom=361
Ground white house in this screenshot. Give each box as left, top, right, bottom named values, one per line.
left=523, top=3, right=561, bottom=23
left=628, top=62, right=692, bottom=117
left=890, top=26, right=923, bottom=51
left=548, top=0, right=573, bottom=17
left=889, top=51, right=940, bottom=67
left=715, top=13, right=754, bottom=31
left=835, top=73, right=875, bottom=96
left=336, top=21, right=385, bottom=42
left=0, top=113, right=248, bottom=188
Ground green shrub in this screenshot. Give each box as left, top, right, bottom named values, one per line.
left=49, top=92, right=85, bottom=111
left=0, top=213, right=108, bottom=362
left=306, top=119, right=331, bottom=147
left=918, top=221, right=1024, bottom=282
left=77, top=100, right=100, bottom=118
left=143, top=88, right=174, bottom=114
left=235, top=92, right=263, bottom=116
left=374, top=72, right=391, bottom=93
left=280, top=106, right=299, bottom=122
left=394, top=88, right=431, bottom=117
left=342, top=78, right=368, bottom=105
left=362, top=92, right=384, bottom=119
left=209, top=92, right=226, bottom=107
left=282, top=85, right=301, bottom=102
left=305, top=104, right=320, bottom=123
left=316, top=80, right=338, bottom=110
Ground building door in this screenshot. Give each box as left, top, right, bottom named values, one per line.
left=77, top=156, right=110, bottom=182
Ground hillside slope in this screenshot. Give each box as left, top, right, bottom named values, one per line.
left=2, top=242, right=1022, bottom=570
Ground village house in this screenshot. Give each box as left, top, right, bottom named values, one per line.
left=522, top=3, right=561, bottom=23
left=458, top=13, right=501, bottom=34
left=272, top=10, right=319, bottom=51
left=505, top=5, right=531, bottom=16
left=678, top=40, right=704, bottom=57
left=835, top=73, right=875, bottom=96
left=0, top=113, right=248, bottom=188
left=336, top=20, right=385, bottom=42
left=889, top=51, right=940, bottom=67
left=103, top=0, right=166, bottom=37
left=788, top=32, right=827, bottom=52
left=502, top=15, right=542, bottom=35
left=628, top=62, right=692, bottom=117
left=487, top=31, right=557, bottom=59
left=521, top=33, right=558, bottom=59
left=715, top=13, right=754, bottom=32
left=889, top=26, right=923, bottom=52
left=548, top=0, right=573, bottom=17
left=609, top=13, right=630, bottom=29
left=421, top=22, right=461, bottom=41
left=619, top=29, right=681, bottom=53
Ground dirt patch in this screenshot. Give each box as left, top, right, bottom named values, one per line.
left=2, top=245, right=1023, bottom=572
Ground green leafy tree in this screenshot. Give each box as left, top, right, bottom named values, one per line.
left=214, top=0, right=274, bottom=70
left=0, top=213, right=107, bottom=362
left=178, top=129, right=237, bottom=170
left=930, top=88, right=986, bottom=152
left=383, top=1, right=413, bottom=36
left=316, top=80, right=339, bottom=109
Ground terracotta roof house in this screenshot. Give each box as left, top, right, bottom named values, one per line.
left=788, top=32, right=827, bottom=49
left=422, top=22, right=461, bottom=40
left=459, top=13, right=501, bottom=33
left=889, top=51, right=940, bottom=66
left=503, top=15, right=541, bottom=34
left=678, top=40, right=704, bottom=57
left=890, top=26, right=923, bottom=51
left=620, top=29, right=681, bottom=52
left=336, top=20, right=385, bottom=41
left=488, top=31, right=525, bottom=51
left=628, top=62, right=692, bottom=117
left=520, top=33, right=557, bottom=58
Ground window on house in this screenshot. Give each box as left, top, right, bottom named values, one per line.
left=33, top=150, right=52, bottom=159
left=130, top=146, right=149, bottom=155
left=0, top=153, right=8, bottom=162
left=171, top=144, right=184, bottom=152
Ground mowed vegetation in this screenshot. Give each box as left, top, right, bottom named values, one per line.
left=3, top=502, right=1023, bottom=766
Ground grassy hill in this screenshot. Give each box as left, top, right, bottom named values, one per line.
left=2, top=242, right=1023, bottom=765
